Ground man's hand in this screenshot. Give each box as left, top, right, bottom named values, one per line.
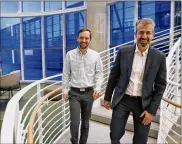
left=140, top=110, right=153, bottom=125
left=93, top=91, right=100, bottom=100
left=63, top=93, right=69, bottom=100
left=104, top=100, right=111, bottom=110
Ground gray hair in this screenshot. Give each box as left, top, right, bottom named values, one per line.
left=135, top=18, right=155, bottom=32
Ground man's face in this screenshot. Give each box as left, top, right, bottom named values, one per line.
left=77, top=31, right=91, bottom=49
left=135, top=23, right=154, bottom=48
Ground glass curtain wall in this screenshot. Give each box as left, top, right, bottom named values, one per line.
left=45, top=15, right=63, bottom=77
left=0, top=1, right=85, bottom=80
left=138, top=1, right=170, bottom=32
left=23, top=17, right=42, bottom=80
left=110, top=1, right=134, bottom=47
left=66, top=11, right=85, bottom=52
left=109, top=1, right=178, bottom=47
left=0, top=18, right=21, bottom=74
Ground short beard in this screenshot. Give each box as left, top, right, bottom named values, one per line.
left=140, top=43, right=148, bottom=47
left=79, top=44, right=88, bottom=49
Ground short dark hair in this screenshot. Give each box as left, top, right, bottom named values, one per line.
left=78, top=28, right=92, bottom=39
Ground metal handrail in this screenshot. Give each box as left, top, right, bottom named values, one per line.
left=27, top=87, right=62, bottom=144
left=162, top=97, right=181, bottom=108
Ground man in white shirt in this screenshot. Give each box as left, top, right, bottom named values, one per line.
left=104, top=18, right=167, bottom=144
left=62, top=28, right=103, bottom=144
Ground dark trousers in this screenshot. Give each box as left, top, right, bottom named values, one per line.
left=68, top=89, right=94, bottom=144
left=110, top=94, right=151, bottom=144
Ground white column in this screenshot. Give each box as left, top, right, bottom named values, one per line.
left=87, top=2, right=107, bottom=52
left=134, top=1, right=139, bottom=32
left=170, top=1, right=175, bottom=50
left=62, top=1, right=66, bottom=59
left=41, top=0, right=46, bottom=78
left=20, top=17, right=24, bottom=80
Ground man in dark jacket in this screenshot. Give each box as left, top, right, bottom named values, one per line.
left=104, top=18, right=167, bottom=144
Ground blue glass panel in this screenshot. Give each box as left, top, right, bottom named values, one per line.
left=110, top=2, right=134, bottom=46
left=139, top=2, right=171, bottom=55
left=0, top=2, right=19, bottom=13
left=1, top=50, right=21, bottom=75
left=65, top=1, right=84, bottom=8
left=66, top=11, right=85, bottom=52
left=45, top=49, right=63, bottom=78
left=175, top=1, right=181, bottom=27
left=24, top=49, right=42, bottom=80
left=45, top=15, right=63, bottom=48
left=138, top=1, right=170, bottom=32
left=45, top=1, right=62, bottom=11
left=23, top=1, right=41, bottom=12
left=23, top=17, right=42, bottom=48
left=0, top=18, right=20, bottom=49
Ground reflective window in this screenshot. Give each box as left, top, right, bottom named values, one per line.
left=139, top=1, right=170, bottom=32
left=65, top=1, right=84, bottom=8
left=24, top=50, right=42, bottom=80
left=0, top=1, right=19, bottom=13
left=45, top=15, right=63, bottom=48
left=0, top=18, right=20, bottom=75
left=139, top=2, right=170, bottom=55
left=23, top=17, right=42, bottom=48
left=45, top=49, right=63, bottom=77
left=1, top=50, right=21, bottom=75
left=110, top=2, right=134, bottom=46
left=23, top=1, right=41, bottom=12
left=45, top=1, right=62, bottom=11
left=0, top=18, right=20, bottom=49
left=22, top=17, right=42, bottom=79
left=66, top=11, right=85, bottom=52
left=44, top=15, right=63, bottom=77
left=175, top=1, right=181, bottom=27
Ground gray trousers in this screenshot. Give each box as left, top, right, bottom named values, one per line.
left=110, top=94, right=151, bottom=144
left=68, top=89, right=94, bottom=144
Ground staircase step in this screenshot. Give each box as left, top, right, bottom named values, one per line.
left=91, top=106, right=159, bottom=139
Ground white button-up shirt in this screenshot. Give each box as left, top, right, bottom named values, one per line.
left=62, top=47, right=103, bottom=93
left=125, top=45, right=149, bottom=97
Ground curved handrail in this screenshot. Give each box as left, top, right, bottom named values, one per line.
left=27, top=86, right=63, bottom=144
left=1, top=74, right=62, bottom=143
left=162, top=97, right=181, bottom=108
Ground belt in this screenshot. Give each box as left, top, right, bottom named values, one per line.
left=125, top=94, right=141, bottom=99
left=71, top=87, right=93, bottom=92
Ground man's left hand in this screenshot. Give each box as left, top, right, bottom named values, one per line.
left=93, top=91, right=100, bottom=100
left=140, top=110, right=153, bottom=125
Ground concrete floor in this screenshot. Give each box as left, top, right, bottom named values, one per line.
left=56, top=120, right=157, bottom=144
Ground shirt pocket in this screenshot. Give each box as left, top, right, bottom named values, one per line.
left=70, top=60, right=78, bottom=71
left=85, top=61, right=95, bottom=74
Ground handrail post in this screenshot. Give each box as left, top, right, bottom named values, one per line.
left=113, top=47, right=116, bottom=61
left=14, top=104, right=21, bottom=143
left=37, top=83, right=44, bottom=143
left=62, top=93, right=66, bottom=131
left=175, top=44, right=180, bottom=115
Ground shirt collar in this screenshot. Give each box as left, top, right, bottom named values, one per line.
left=77, top=46, right=89, bottom=54
left=135, top=44, right=149, bottom=56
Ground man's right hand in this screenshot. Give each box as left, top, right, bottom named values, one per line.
left=104, top=100, right=111, bottom=110
left=63, top=93, right=69, bottom=100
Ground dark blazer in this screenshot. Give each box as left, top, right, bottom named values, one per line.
left=104, top=44, right=167, bottom=115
